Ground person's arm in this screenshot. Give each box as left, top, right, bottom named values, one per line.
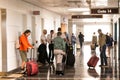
left=47, top=34, right=50, bottom=43
left=62, top=39, right=66, bottom=52
left=26, top=39, right=33, bottom=48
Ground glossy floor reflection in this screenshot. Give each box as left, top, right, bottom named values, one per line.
left=1, top=45, right=120, bottom=80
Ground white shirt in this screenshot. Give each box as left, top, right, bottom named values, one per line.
left=47, top=34, right=55, bottom=44
left=40, top=34, right=47, bottom=44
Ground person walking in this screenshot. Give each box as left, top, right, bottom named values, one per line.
left=19, top=29, right=33, bottom=73
left=78, top=32, right=84, bottom=48
left=53, top=32, right=66, bottom=63
left=47, top=30, right=55, bottom=63
left=106, top=34, right=114, bottom=57
left=98, top=29, right=108, bottom=67
left=91, top=32, right=98, bottom=51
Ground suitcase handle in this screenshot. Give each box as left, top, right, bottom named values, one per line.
left=28, top=48, right=35, bottom=61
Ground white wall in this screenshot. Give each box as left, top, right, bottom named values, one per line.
left=0, top=0, right=61, bottom=71
left=6, top=10, right=23, bottom=71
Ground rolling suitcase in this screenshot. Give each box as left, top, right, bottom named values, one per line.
left=37, top=44, right=48, bottom=64
left=87, top=55, right=99, bottom=68
left=66, top=45, right=75, bottom=67
left=26, top=49, right=39, bottom=76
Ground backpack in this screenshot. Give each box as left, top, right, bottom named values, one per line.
left=106, top=35, right=110, bottom=44
left=15, top=37, right=20, bottom=49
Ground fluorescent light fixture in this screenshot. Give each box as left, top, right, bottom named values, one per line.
left=68, top=8, right=90, bottom=12
left=82, top=12, right=90, bottom=14
left=95, top=0, right=108, bottom=6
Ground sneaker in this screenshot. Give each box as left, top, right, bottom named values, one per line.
left=20, top=67, right=26, bottom=74
left=20, top=70, right=26, bottom=74
left=99, top=65, right=103, bottom=67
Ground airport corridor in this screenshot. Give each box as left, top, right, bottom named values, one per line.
left=0, top=44, right=119, bottom=80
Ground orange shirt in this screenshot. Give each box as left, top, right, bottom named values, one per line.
left=19, top=34, right=33, bottom=51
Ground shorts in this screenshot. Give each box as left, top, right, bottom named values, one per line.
left=19, top=51, right=27, bottom=62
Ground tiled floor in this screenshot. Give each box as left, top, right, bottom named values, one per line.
left=0, top=45, right=120, bottom=80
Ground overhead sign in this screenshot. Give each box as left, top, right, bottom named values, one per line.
left=33, top=11, right=40, bottom=15
left=72, top=15, right=103, bottom=19
left=91, top=8, right=119, bottom=14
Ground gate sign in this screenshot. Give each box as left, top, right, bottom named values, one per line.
left=91, top=8, right=119, bottom=14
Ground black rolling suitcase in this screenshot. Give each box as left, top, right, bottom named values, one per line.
left=37, top=44, right=48, bottom=64
left=66, top=44, right=75, bottom=67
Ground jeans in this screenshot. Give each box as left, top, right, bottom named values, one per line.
left=100, top=44, right=107, bottom=65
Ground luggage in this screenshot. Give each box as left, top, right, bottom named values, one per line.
left=26, top=49, right=38, bottom=76
left=66, top=45, right=75, bottom=67
left=26, top=60, right=39, bottom=76
left=87, top=55, right=99, bottom=68
left=37, top=44, right=49, bottom=64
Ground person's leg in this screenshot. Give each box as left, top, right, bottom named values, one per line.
left=100, top=52, right=104, bottom=66
left=51, top=44, right=54, bottom=62
left=80, top=41, right=82, bottom=48
left=107, top=46, right=110, bottom=57
left=48, top=44, right=52, bottom=62
left=45, top=51, right=50, bottom=64
left=102, top=45, right=107, bottom=65
left=20, top=51, right=27, bottom=69
left=99, top=47, right=104, bottom=66
left=19, top=51, right=27, bottom=73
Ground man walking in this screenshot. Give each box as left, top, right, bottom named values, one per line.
left=47, top=30, right=55, bottom=63
left=78, top=32, right=84, bottom=48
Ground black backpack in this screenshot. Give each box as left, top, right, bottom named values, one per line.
left=106, top=35, right=110, bottom=44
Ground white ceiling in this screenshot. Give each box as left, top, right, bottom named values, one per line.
left=22, top=0, right=118, bottom=15
left=21, top=0, right=119, bottom=22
